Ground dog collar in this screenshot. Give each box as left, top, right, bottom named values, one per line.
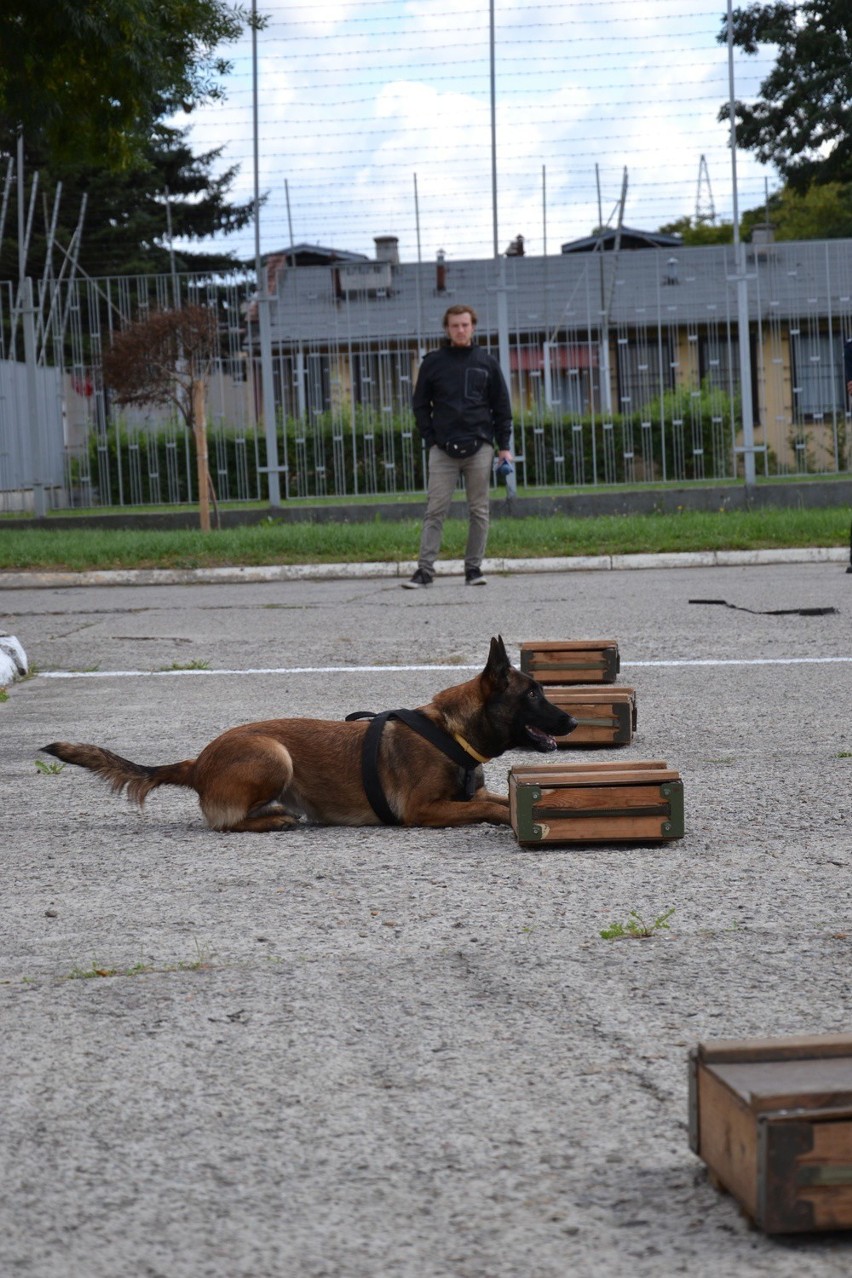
left=452, top=732, right=491, bottom=765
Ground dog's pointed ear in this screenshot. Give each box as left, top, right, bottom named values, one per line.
left=481, top=634, right=511, bottom=693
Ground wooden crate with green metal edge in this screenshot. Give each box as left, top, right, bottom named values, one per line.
left=519, top=640, right=620, bottom=685
left=545, top=685, right=637, bottom=747
left=509, top=759, right=684, bottom=845
left=689, top=1033, right=852, bottom=1233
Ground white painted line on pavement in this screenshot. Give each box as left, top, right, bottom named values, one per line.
left=37, top=655, right=852, bottom=679
left=39, top=665, right=476, bottom=679
left=624, top=657, right=852, bottom=667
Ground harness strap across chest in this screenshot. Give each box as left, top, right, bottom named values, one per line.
left=345, top=708, right=486, bottom=826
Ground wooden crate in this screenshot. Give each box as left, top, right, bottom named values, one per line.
left=509, top=759, right=683, bottom=845
left=545, top=685, right=637, bottom=747
left=689, top=1033, right=852, bottom=1233
left=519, top=640, right=620, bottom=685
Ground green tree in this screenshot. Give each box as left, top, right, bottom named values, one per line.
left=741, top=183, right=852, bottom=240
left=720, top=2, right=852, bottom=191
left=657, top=216, right=733, bottom=246
left=0, top=0, right=255, bottom=170
left=661, top=182, right=852, bottom=245
left=2, top=125, right=255, bottom=279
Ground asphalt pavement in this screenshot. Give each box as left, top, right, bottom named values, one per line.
left=1, top=552, right=851, bottom=1277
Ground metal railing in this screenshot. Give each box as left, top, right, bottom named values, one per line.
left=1, top=243, right=850, bottom=512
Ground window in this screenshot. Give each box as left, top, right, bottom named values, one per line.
left=790, top=332, right=845, bottom=420
left=615, top=332, right=675, bottom=411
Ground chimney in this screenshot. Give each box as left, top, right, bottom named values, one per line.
left=374, top=235, right=400, bottom=265
left=436, top=248, right=447, bottom=294
left=750, top=222, right=775, bottom=247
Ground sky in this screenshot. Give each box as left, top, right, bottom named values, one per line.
left=178, top=0, right=780, bottom=265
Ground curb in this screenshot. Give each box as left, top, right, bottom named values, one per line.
left=0, top=547, right=847, bottom=590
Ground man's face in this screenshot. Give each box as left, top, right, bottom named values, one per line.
left=446, top=312, right=474, bottom=347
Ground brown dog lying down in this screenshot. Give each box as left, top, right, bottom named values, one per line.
left=41, top=636, right=577, bottom=833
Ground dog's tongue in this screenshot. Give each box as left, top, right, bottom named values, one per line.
left=526, top=725, right=557, bottom=752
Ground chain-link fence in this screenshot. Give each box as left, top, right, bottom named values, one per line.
left=1, top=239, right=850, bottom=512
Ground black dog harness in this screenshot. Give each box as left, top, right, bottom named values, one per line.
left=344, top=708, right=489, bottom=826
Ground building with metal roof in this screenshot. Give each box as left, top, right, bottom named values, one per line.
left=243, top=232, right=852, bottom=485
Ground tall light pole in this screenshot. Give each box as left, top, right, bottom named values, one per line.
left=252, top=0, right=282, bottom=504
left=489, top=0, right=499, bottom=263
left=489, top=0, right=509, bottom=367
left=727, top=0, right=757, bottom=490
left=489, top=0, right=515, bottom=498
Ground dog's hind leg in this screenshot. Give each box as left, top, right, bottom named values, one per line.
left=226, top=802, right=299, bottom=834
left=195, top=734, right=298, bottom=833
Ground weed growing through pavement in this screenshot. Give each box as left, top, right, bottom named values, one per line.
left=35, top=758, right=65, bottom=775
left=161, top=659, right=211, bottom=671
left=178, top=939, right=215, bottom=971
left=837, top=751, right=852, bottom=759
left=68, top=961, right=126, bottom=979
left=65, top=942, right=214, bottom=981
left=0, top=687, right=8, bottom=703
left=66, top=959, right=154, bottom=980
left=600, top=907, right=675, bottom=940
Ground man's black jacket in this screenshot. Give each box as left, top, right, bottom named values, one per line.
left=412, top=342, right=512, bottom=452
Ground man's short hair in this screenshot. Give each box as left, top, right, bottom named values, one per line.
left=442, top=303, right=477, bottom=329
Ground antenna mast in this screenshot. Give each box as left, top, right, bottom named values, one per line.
left=696, top=154, right=717, bottom=225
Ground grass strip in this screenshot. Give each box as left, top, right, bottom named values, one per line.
left=0, top=506, right=849, bottom=573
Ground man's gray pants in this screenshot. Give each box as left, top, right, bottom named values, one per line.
left=417, top=444, right=494, bottom=575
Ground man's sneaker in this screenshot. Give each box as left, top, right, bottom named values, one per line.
left=465, top=568, right=487, bottom=586
left=402, top=568, right=433, bottom=590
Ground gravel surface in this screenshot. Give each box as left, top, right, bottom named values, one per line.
left=1, top=560, right=851, bottom=1277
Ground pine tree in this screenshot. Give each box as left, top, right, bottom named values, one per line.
left=1, top=126, right=255, bottom=279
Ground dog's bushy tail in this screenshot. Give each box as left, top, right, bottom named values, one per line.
left=40, top=742, right=196, bottom=807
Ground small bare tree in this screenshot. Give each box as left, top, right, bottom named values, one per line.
left=102, top=305, right=220, bottom=531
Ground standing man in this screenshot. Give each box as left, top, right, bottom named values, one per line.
left=403, top=303, right=514, bottom=589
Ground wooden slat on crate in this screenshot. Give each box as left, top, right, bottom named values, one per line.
left=509, top=760, right=683, bottom=845
left=544, top=685, right=637, bottom=746
left=689, top=1033, right=852, bottom=1233
left=519, top=640, right=620, bottom=684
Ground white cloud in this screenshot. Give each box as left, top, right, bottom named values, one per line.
left=178, top=0, right=780, bottom=262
